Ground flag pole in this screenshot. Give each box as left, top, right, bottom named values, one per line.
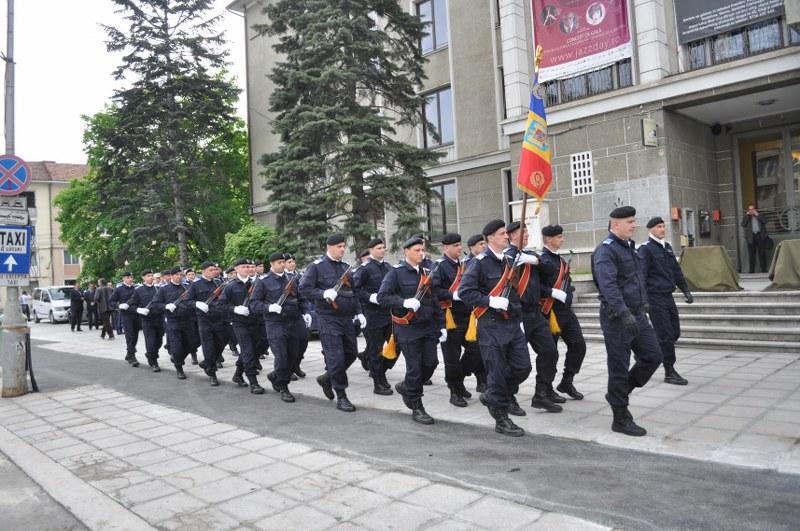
left=516, top=45, right=544, bottom=250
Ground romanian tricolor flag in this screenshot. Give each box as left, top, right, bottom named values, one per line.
left=516, top=71, right=552, bottom=200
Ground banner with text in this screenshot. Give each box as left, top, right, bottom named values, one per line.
left=675, top=0, right=785, bottom=45
left=531, top=0, right=631, bottom=82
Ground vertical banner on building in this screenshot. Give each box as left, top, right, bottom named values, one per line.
left=531, top=0, right=631, bottom=82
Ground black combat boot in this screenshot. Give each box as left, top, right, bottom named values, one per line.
left=175, top=366, right=187, bottom=380
left=151, top=363, right=161, bottom=373
left=395, top=382, right=413, bottom=409
left=358, top=351, right=370, bottom=372
left=209, top=374, right=219, bottom=387
left=128, top=356, right=140, bottom=368
left=191, top=352, right=199, bottom=365
left=423, top=379, right=433, bottom=386
left=373, top=376, right=393, bottom=396
left=546, top=386, right=567, bottom=404
left=611, top=405, right=646, bottom=436
left=267, top=371, right=280, bottom=392
left=379, top=374, right=392, bottom=392
left=458, top=383, right=472, bottom=399
left=232, top=366, right=247, bottom=387
left=556, top=371, right=584, bottom=400
left=508, top=395, right=527, bottom=416
left=531, top=383, right=562, bottom=413
left=317, top=373, right=334, bottom=400
left=411, top=400, right=435, bottom=425
left=489, top=407, right=524, bottom=437
left=448, top=385, right=467, bottom=407
left=279, top=385, right=295, bottom=403
left=248, top=375, right=265, bottom=395
left=664, top=365, right=688, bottom=386
left=336, top=391, right=356, bottom=412
left=475, top=372, right=487, bottom=393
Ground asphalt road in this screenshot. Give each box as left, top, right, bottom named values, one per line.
left=27, top=340, right=800, bottom=531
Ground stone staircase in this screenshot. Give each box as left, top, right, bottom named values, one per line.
left=573, top=290, right=800, bottom=353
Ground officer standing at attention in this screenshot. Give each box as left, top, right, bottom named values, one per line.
left=185, top=261, right=228, bottom=386
left=299, top=234, right=366, bottom=412
left=539, top=225, right=587, bottom=399
left=250, top=252, right=312, bottom=403
left=459, top=220, right=532, bottom=437
left=354, top=237, right=396, bottom=396
left=130, top=270, right=164, bottom=372
left=109, top=272, right=141, bottom=367
left=592, top=206, right=663, bottom=436
left=638, top=216, right=693, bottom=386
left=378, top=236, right=445, bottom=424
left=149, top=267, right=194, bottom=380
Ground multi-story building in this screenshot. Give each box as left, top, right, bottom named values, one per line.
left=229, top=0, right=799, bottom=271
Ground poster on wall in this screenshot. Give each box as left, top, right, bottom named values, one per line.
left=675, top=0, right=785, bottom=45
left=530, top=0, right=631, bottom=82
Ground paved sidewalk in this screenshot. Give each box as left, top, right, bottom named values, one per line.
left=28, top=322, right=800, bottom=475
left=0, top=385, right=607, bottom=531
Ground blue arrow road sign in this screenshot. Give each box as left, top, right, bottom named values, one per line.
left=0, top=154, right=33, bottom=196
left=0, top=225, right=31, bottom=275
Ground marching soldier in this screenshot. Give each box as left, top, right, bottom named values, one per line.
left=459, top=220, right=532, bottom=437
left=149, top=267, right=194, bottom=380
left=109, top=272, right=141, bottom=367
left=354, top=238, right=396, bottom=395
left=433, top=233, right=480, bottom=407
left=182, top=268, right=201, bottom=365
left=591, top=206, right=662, bottom=436
left=377, top=236, right=445, bottom=424
left=505, top=221, right=562, bottom=414
left=466, top=234, right=488, bottom=393
left=250, top=252, right=311, bottom=403
left=217, top=259, right=265, bottom=394
left=299, top=234, right=366, bottom=412
left=185, top=261, right=228, bottom=386
left=285, top=255, right=307, bottom=379
left=130, top=269, right=164, bottom=372
left=539, top=224, right=586, bottom=399
left=638, top=216, right=693, bottom=386
left=223, top=266, right=240, bottom=357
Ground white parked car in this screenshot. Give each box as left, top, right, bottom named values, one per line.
left=32, top=286, right=75, bottom=324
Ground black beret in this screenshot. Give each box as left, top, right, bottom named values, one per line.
left=284, top=254, right=294, bottom=261
left=160, top=270, right=170, bottom=276
left=254, top=260, right=263, bottom=266
left=403, top=236, right=424, bottom=249
left=441, top=233, right=461, bottom=245
left=141, top=269, right=153, bottom=276
left=646, top=216, right=665, bottom=229
left=167, top=266, right=182, bottom=275
left=541, top=224, right=563, bottom=237
left=482, top=219, right=505, bottom=236
left=199, top=260, right=216, bottom=270
left=610, top=206, right=636, bottom=219
left=268, top=252, right=285, bottom=262
left=224, top=267, right=234, bottom=274
left=184, top=268, right=194, bottom=274
left=233, top=258, right=253, bottom=267
left=506, top=221, right=522, bottom=234
left=467, top=234, right=485, bottom=247
left=121, top=271, right=133, bottom=277
left=359, top=249, right=370, bottom=258
left=367, top=237, right=384, bottom=248
left=326, top=233, right=346, bottom=245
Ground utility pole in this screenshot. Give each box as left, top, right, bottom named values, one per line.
left=1, top=0, right=29, bottom=398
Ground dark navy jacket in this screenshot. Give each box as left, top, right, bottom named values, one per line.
left=637, top=237, right=689, bottom=295
left=539, top=248, right=573, bottom=311
left=459, top=247, right=523, bottom=320
left=129, top=284, right=163, bottom=322
left=184, top=276, right=227, bottom=326
left=432, top=256, right=470, bottom=320
left=504, top=245, right=556, bottom=314
left=249, top=271, right=307, bottom=324
left=354, top=258, right=391, bottom=328
left=150, top=282, right=193, bottom=326
left=591, top=233, right=648, bottom=317
left=109, top=283, right=137, bottom=317
left=299, top=255, right=361, bottom=318
left=216, top=277, right=259, bottom=325
left=377, top=260, right=444, bottom=339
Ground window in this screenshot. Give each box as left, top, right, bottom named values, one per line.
left=687, top=17, right=788, bottom=71
left=504, top=168, right=523, bottom=221
left=427, top=180, right=457, bottom=240
left=417, top=0, right=448, bottom=54
left=790, top=24, right=800, bottom=45
left=542, top=59, right=632, bottom=106
left=570, top=152, right=594, bottom=196
left=63, top=249, right=80, bottom=265
left=423, top=87, right=454, bottom=148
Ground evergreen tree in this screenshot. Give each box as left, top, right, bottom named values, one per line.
left=257, top=0, right=441, bottom=260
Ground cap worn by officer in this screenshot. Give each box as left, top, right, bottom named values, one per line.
left=367, top=237, right=384, bottom=248
left=167, top=266, right=182, bottom=275
left=233, top=258, right=254, bottom=267
left=506, top=221, right=523, bottom=234
left=646, top=216, right=664, bottom=229
left=482, top=219, right=505, bottom=237
left=326, top=234, right=345, bottom=246
left=609, top=206, right=636, bottom=219
left=141, top=269, right=153, bottom=276
left=441, top=233, right=461, bottom=245
left=122, top=271, right=133, bottom=278
left=199, top=260, right=215, bottom=270
left=403, top=236, right=424, bottom=249
left=542, top=224, right=563, bottom=237
left=359, top=249, right=370, bottom=259
left=254, top=260, right=263, bottom=267
left=467, top=234, right=485, bottom=247
left=268, top=252, right=285, bottom=263
left=225, top=267, right=234, bottom=274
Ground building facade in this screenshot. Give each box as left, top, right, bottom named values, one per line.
left=230, top=0, right=799, bottom=271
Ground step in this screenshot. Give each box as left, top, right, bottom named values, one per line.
left=580, top=322, right=800, bottom=343
left=576, top=291, right=800, bottom=305
left=572, top=301, right=800, bottom=315
left=575, top=313, right=799, bottom=330
left=582, top=333, right=800, bottom=353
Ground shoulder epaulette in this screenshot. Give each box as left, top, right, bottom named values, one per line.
left=475, top=253, right=486, bottom=260
left=393, top=263, right=403, bottom=269
left=435, top=258, right=445, bottom=263
left=602, top=238, right=613, bottom=245
left=313, top=258, right=323, bottom=264
left=642, top=240, right=650, bottom=245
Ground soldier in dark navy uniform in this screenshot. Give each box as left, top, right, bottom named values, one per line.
left=299, top=234, right=366, bottom=412
left=182, top=268, right=201, bottom=366
left=109, top=272, right=141, bottom=367
left=250, top=252, right=311, bottom=403
left=223, top=266, right=239, bottom=357
left=505, top=221, right=563, bottom=414
left=149, top=267, right=194, bottom=380
left=377, top=236, right=445, bottom=424
left=184, top=261, right=228, bottom=386
left=465, top=233, right=488, bottom=393
left=285, top=255, right=307, bottom=379
left=458, top=220, right=532, bottom=437
left=354, top=237, right=396, bottom=395
left=591, top=206, right=662, bottom=436
left=540, top=224, right=586, bottom=399
left=638, top=216, right=693, bottom=386
left=130, top=270, right=163, bottom=372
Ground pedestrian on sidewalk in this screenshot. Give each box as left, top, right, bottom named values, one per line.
left=69, top=284, right=85, bottom=332
left=84, top=283, right=100, bottom=330
left=95, top=279, right=115, bottom=340
left=19, top=290, right=31, bottom=321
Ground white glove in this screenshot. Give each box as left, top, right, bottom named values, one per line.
left=551, top=288, right=567, bottom=303
left=369, top=293, right=379, bottom=304
left=233, top=305, right=250, bottom=316
left=195, top=301, right=209, bottom=313
left=452, top=291, right=461, bottom=302
left=439, top=329, right=447, bottom=343
left=303, top=314, right=312, bottom=328
left=488, top=296, right=509, bottom=311
left=517, top=252, right=539, bottom=265
left=356, top=314, right=367, bottom=328
left=268, top=303, right=282, bottom=314
left=402, top=298, right=421, bottom=312
left=119, top=303, right=129, bottom=310
left=520, top=322, right=526, bottom=334
left=136, top=308, right=149, bottom=316
left=323, top=288, right=338, bottom=302
left=165, top=303, right=177, bottom=313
